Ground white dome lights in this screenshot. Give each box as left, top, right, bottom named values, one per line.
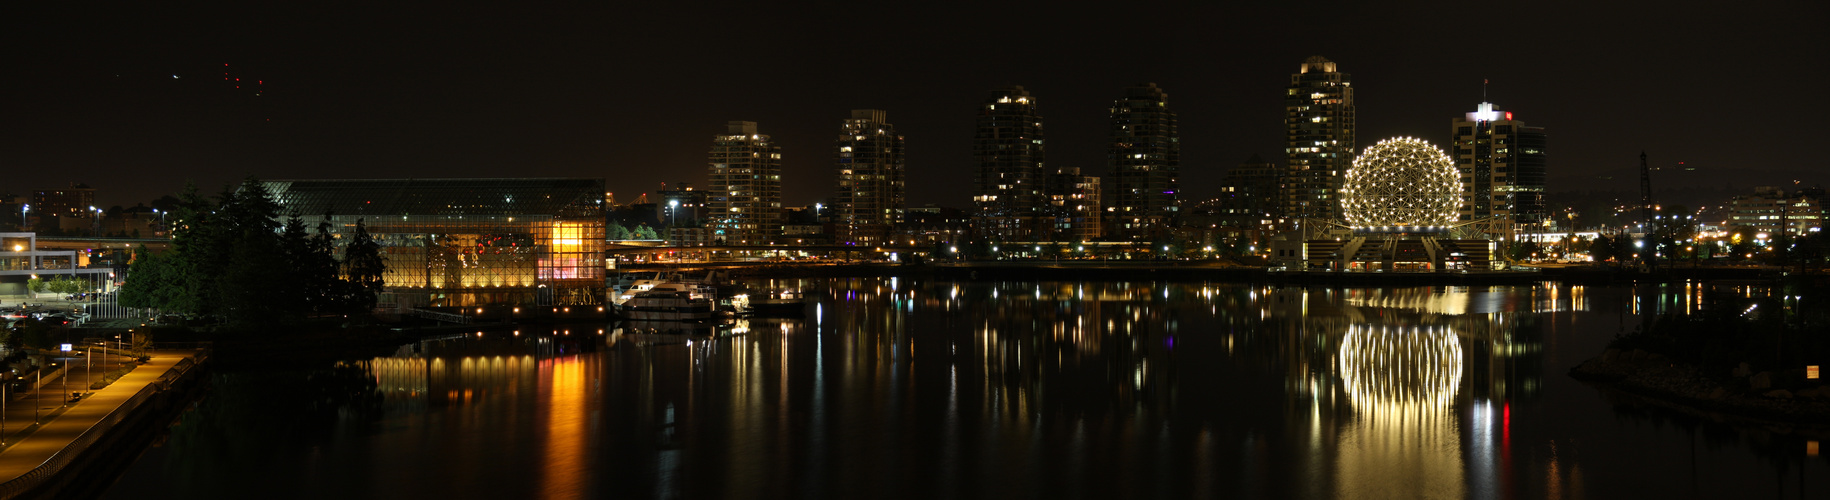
left=1341, top=137, right=1460, bottom=230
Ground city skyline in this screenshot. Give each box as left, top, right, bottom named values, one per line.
left=9, top=3, right=1827, bottom=210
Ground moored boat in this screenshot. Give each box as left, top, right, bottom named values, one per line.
left=612, top=281, right=718, bottom=321
left=749, top=289, right=807, bottom=317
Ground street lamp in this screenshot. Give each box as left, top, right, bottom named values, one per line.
left=90, top=206, right=102, bottom=237
left=20, top=204, right=28, bottom=231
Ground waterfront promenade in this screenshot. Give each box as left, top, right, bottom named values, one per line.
left=0, top=348, right=197, bottom=492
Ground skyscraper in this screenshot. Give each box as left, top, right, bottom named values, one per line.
left=707, top=121, right=782, bottom=243
left=1283, top=56, right=1356, bottom=228
left=973, top=86, right=1046, bottom=241
left=1106, top=83, right=1180, bottom=239
left=1449, top=102, right=1547, bottom=235
left=834, top=109, right=906, bottom=245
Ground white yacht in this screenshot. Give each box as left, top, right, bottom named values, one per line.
left=612, top=280, right=718, bottom=321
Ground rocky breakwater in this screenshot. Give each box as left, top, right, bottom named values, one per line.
left=1570, top=348, right=1830, bottom=433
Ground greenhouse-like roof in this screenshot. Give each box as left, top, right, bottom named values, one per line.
left=262, top=178, right=606, bottom=218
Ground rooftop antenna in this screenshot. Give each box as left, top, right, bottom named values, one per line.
left=1482, top=79, right=1489, bottom=102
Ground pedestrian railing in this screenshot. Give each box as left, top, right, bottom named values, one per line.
left=407, top=308, right=472, bottom=324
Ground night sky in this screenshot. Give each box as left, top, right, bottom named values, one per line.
left=9, top=2, right=1827, bottom=209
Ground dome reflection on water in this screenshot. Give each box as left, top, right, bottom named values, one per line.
left=1335, top=323, right=1465, bottom=499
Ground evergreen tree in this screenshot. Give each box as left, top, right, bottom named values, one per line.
left=220, top=224, right=286, bottom=325
left=277, top=215, right=316, bottom=317
left=169, top=183, right=224, bottom=317
left=608, top=221, right=631, bottom=240
left=307, top=215, right=345, bottom=314
left=118, top=246, right=157, bottom=309
left=344, top=218, right=387, bottom=315
left=215, top=180, right=287, bottom=325
left=119, top=245, right=179, bottom=311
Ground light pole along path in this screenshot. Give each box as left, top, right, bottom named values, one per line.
left=0, top=348, right=192, bottom=483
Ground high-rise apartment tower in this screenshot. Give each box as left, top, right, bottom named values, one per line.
left=707, top=121, right=782, bottom=243
left=973, top=86, right=1047, bottom=241
left=1283, top=56, right=1355, bottom=228
left=833, top=109, right=906, bottom=245
left=1106, top=83, right=1181, bottom=239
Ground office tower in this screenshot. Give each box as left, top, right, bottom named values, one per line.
left=1449, top=102, right=1548, bottom=235
left=834, top=109, right=906, bottom=245
left=1045, top=167, right=1102, bottom=241
left=1726, top=187, right=1823, bottom=237
left=30, top=182, right=96, bottom=219
left=973, top=86, right=1046, bottom=241
left=1283, top=56, right=1356, bottom=228
left=707, top=121, right=782, bottom=243
left=1106, top=83, right=1181, bottom=239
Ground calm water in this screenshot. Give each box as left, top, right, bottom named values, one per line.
left=102, top=279, right=1827, bottom=499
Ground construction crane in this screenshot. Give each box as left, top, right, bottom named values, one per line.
left=1639, top=151, right=1655, bottom=232
left=1639, top=151, right=1660, bottom=271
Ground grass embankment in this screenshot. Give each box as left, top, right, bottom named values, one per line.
left=1569, top=286, right=1830, bottom=428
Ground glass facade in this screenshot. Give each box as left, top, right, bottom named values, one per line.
left=263, top=179, right=607, bottom=307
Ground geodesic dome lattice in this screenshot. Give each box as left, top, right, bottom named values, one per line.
left=1341, top=137, right=1460, bottom=228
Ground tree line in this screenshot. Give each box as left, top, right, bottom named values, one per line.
left=119, top=178, right=386, bottom=326
left=609, top=221, right=659, bottom=240
left=26, top=276, right=92, bottom=295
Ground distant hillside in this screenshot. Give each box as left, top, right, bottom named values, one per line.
left=1545, top=185, right=1745, bottom=212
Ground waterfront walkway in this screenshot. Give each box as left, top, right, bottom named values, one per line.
left=0, top=349, right=194, bottom=485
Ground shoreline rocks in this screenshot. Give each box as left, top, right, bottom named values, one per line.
left=1569, top=348, right=1830, bottom=432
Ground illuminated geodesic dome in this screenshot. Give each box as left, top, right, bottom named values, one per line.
left=1341, top=137, right=1460, bottom=229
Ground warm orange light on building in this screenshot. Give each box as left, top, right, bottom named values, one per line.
left=550, top=222, right=586, bottom=250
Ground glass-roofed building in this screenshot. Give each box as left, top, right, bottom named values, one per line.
left=262, top=178, right=607, bottom=307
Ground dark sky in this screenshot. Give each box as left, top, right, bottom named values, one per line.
left=9, top=2, right=1827, bottom=209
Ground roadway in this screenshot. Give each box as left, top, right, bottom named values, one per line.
left=0, top=349, right=193, bottom=483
